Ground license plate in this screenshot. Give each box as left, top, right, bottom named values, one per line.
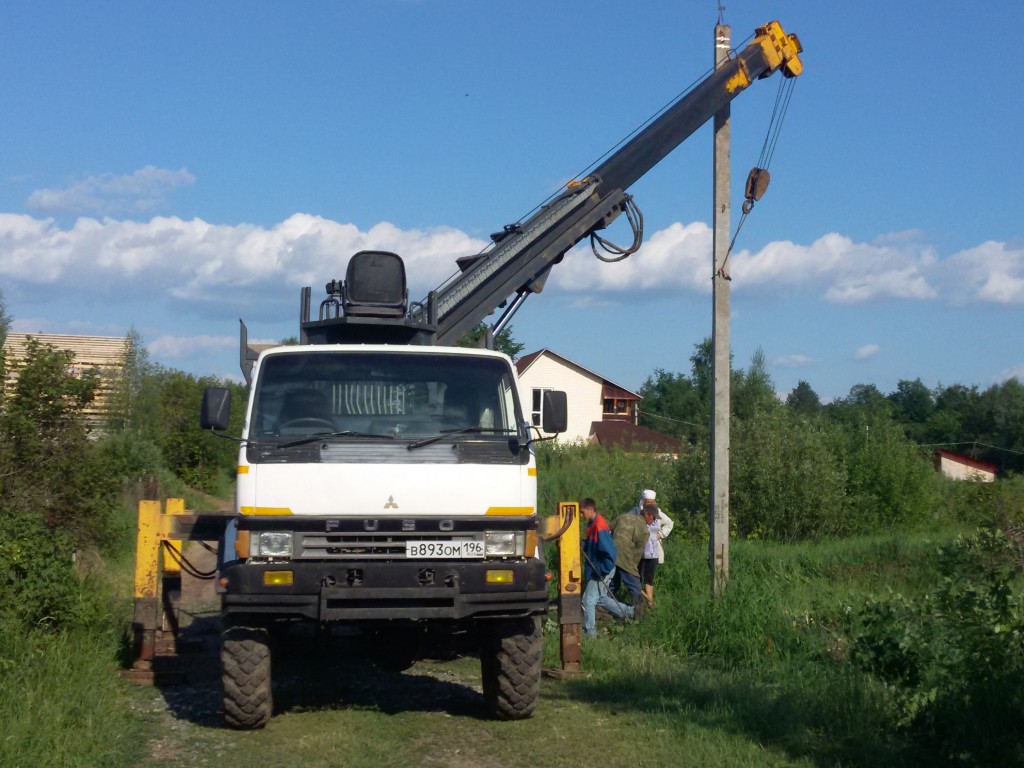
left=406, top=538, right=484, bottom=559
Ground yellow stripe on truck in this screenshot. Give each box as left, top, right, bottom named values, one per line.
left=485, top=506, right=534, bottom=516
left=240, top=506, right=293, bottom=516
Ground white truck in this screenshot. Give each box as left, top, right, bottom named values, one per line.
left=201, top=20, right=802, bottom=729
left=202, top=298, right=564, bottom=728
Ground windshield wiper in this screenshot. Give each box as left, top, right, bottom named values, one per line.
left=407, top=427, right=518, bottom=451
left=278, top=431, right=397, bottom=449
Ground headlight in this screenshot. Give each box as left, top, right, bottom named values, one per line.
left=484, top=531, right=525, bottom=557
left=255, top=531, right=293, bottom=558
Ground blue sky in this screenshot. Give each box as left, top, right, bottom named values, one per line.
left=2, top=1, right=1023, bottom=401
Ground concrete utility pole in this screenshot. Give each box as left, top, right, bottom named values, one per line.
left=709, top=22, right=731, bottom=597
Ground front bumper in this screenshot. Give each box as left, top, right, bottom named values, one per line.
left=222, top=558, right=548, bottom=623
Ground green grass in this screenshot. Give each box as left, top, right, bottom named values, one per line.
left=0, top=625, right=146, bottom=767
left=640, top=530, right=953, bottom=667
left=564, top=527, right=971, bottom=766
left=0, top=521, right=1008, bottom=767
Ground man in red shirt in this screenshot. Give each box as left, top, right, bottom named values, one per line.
left=580, top=498, right=616, bottom=639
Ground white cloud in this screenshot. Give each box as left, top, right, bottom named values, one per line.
left=26, top=166, right=196, bottom=216
left=148, top=334, right=236, bottom=359
left=0, top=213, right=488, bottom=308
left=997, top=364, right=1024, bottom=384
left=731, top=232, right=939, bottom=303
left=563, top=295, right=621, bottom=310
left=2, top=214, right=1024, bottom=324
left=854, top=344, right=881, bottom=361
left=552, top=227, right=948, bottom=305
left=942, top=241, right=1024, bottom=305
left=773, top=354, right=814, bottom=368
left=551, top=221, right=713, bottom=293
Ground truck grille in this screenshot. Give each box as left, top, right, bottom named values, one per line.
left=297, top=532, right=451, bottom=560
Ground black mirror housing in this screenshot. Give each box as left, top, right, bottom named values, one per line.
left=541, top=390, right=568, bottom=434
left=201, top=387, right=232, bottom=431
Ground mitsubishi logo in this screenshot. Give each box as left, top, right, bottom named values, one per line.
left=384, top=495, right=399, bottom=509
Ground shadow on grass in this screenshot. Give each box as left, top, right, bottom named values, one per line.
left=153, top=619, right=488, bottom=727
left=273, top=646, right=486, bottom=720
left=554, top=660, right=912, bottom=768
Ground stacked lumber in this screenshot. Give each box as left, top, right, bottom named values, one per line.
left=2, top=332, right=129, bottom=431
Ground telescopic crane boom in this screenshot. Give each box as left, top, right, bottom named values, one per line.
left=296, top=20, right=802, bottom=351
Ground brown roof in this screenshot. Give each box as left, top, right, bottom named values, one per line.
left=515, top=348, right=640, bottom=398
left=514, top=349, right=542, bottom=374
left=603, top=383, right=639, bottom=400
left=589, top=421, right=683, bottom=454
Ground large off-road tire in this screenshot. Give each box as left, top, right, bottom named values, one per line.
left=479, top=616, right=542, bottom=720
left=221, top=625, right=273, bottom=729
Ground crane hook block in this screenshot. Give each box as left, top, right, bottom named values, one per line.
left=745, top=168, right=770, bottom=203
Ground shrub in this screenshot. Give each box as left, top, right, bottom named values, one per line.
left=830, top=416, right=941, bottom=532
left=730, top=410, right=849, bottom=540
left=0, top=510, right=81, bottom=629
left=848, top=528, right=1024, bottom=764
left=536, top=441, right=676, bottom=520
left=0, top=338, right=129, bottom=629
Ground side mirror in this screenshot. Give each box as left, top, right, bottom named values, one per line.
left=541, top=390, right=568, bottom=434
left=200, top=387, right=232, bottom=430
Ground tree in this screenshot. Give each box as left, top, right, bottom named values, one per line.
left=107, top=327, right=150, bottom=432
left=639, top=339, right=778, bottom=442
left=456, top=322, right=525, bottom=359
left=978, top=378, right=1024, bottom=475
left=733, top=347, right=777, bottom=420
left=0, top=337, right=129, bottom=629
left=638, top=368, right=705, bottom=442
left=924, top=380, right=1024, bottom=476
left=0, top=288, right=9, bottom=346
left=827, top=383, right=891, bottom=426
left=887, top=378, right=934, bottom=443
left=786, top=380, right=821, bottom=415
left=636, top=338, right=722, bottom=443
left=0, top=337, right=115, bottom=541
left=926, top=383, right=980, bottom=444
left=689, top=338, right=714, bottom=405
left=144, top=370, right=246, bottom=494
left=730, top=408, right=849, bottom=540
left=0, top=290, right=10, bottom=411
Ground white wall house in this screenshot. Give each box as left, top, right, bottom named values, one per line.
left=515, top=348, right=642, bottom=444
left=934, top=449, right=997, bottom=482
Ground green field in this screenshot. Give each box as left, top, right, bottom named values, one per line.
left=4, top=518, right=1023, bottom=768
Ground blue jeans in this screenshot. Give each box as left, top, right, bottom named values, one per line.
left=597, top=593, right=634, bottom=620
left=599, top=569, right=643, bottom=620
left=611, top=569, right=643, bottom=601
left=582, top=567, right=616, bottom=637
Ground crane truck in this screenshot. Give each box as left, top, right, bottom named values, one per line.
left=200, top=21, right=802, bottom=729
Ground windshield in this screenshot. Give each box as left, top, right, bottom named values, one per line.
left=250, top=351, right=523, bottom=442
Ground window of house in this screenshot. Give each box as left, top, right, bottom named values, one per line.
left=603, top=398, right=630, bottom=416
left=531, top=388, right=552, bottom=427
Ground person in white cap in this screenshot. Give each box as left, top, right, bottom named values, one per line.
left=630, top=489, right=674, bottom=606
left=627, top=489, right=657, bottom=516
